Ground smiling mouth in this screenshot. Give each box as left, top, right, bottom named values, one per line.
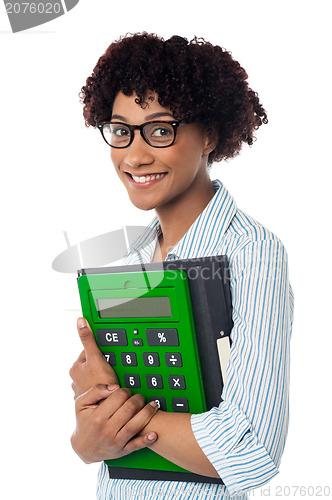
left=126, top=172, right=167, bottom=184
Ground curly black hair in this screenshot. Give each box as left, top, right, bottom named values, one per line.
left=80, top=32, right=268, bottom=164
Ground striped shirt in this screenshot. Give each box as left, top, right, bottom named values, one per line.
left=97, top=179, right=294, bottom=499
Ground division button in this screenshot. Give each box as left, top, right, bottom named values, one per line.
left=149, top=396, right=166, bottom=411
left=165, top=353, right=182, bottom=367
left=146, top=329, right=179, bottom=346
left=96, top=329, right=127, bottom=346
left=172, top=398, right=189, bottom=412
left=168, top=375, right=186, bottom=390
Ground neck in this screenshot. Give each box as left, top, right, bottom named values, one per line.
left=155, top=172, right=215, bottom=258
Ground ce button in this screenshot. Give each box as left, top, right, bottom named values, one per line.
left=96, top=329, right=128, bottom=346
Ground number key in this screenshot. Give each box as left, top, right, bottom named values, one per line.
left=143, top=352, right=160, bottom=367
left=121, top=352, right=137, bottom=366
left=149, top=397, right=167, bottom=411
left=103, top=352, right=116, bottom=366
left=146, top=374, right=163, bottom=389
left=124, top=374, right=141, bottom=388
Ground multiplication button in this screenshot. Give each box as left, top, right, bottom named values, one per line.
left=169, top=375, right=186, bottom=390
left=146, top=329, right=179, bottom=346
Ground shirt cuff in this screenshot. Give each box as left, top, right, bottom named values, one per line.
left=191, top=401, right=279, bottom=495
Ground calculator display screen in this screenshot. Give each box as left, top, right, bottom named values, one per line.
left=97, top=297, right=172, bottom=318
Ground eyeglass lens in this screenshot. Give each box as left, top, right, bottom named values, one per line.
left=102, top=122, right=175, bottom=148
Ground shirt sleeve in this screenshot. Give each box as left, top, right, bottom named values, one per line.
left=191, top=238, right=294, bottom=495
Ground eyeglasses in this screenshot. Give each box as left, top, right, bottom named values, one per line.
left=96, top=120, right=184, bottom=148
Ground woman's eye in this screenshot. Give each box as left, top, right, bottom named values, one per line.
left=151, top=127, right=172, bottom=137
left=113, top=127, right=129, bottom=137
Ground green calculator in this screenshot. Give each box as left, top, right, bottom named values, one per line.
left=77, top=256, right=233, bottom=483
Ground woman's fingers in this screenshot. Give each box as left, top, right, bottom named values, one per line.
left=75, top=384, right=124, bottom=411
left=121, top=431, right=158, bottom=455
left=115, top=399, right=159, bottom=442
left=92, top=391, right=159, bottom=442
left=72, top=386, right=159, bottom=462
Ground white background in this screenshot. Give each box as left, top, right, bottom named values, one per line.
left=0, top=1, right=331, bottom=498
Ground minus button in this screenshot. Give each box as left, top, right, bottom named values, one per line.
left=172, top=398, right=189, bottom=412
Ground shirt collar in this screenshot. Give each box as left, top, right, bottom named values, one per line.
left=127, top=179, right=237, bottom=263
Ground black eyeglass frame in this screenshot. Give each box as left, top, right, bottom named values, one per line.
left=96, top=120, right=184, bottom=149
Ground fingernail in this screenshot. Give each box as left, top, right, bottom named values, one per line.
left=147, top=433, right=157, bottom=441
left=107, top=384, right=120, bottom=392
left=149, top=400, right=159, bottom=409
left=78, top=318, right=87, bottom=329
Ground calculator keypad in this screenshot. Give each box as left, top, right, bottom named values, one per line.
left=100, top=327, right=190, bottom=412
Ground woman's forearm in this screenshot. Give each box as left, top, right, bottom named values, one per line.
left=138, top=410, right=220, bottom=478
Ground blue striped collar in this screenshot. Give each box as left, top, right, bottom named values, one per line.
left=128, top=179, right=237, bottom=263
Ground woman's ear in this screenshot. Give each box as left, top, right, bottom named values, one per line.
left=203, top=127, right=218, bottom=156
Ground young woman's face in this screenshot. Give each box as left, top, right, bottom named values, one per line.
left=110, top=91, right=212, bottom=211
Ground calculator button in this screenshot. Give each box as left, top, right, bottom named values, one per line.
left=132, top=338, right=143, bottom=346
left=124, top=374, right=141, bottom=388
left=169, top=375, right=186, bottom=390
left=149, top=397, right=167, bottom=411
left=96, top=329, right=127, bottom=346
left=143, top=352, right=160, bottom=367
left=146, top=374, right=163, bottom=389
left=165, top=353, right=182, bottom=367
left=146, top=329, right=179, bottom=346
left=103, top=352, right=116, bottom=366
left=172, top=398, right=189, bottom=412
left=121, top=352, right=137, bottom=366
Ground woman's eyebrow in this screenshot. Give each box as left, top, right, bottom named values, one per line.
left=145, top=112, right=175, bottom=120
left=110, top=112, right=174, bottom=122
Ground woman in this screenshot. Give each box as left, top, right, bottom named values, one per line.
left=70, top=33, right=294, bottom=499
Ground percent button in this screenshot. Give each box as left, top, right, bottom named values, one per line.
left=146, top=328, right=179, bottom=346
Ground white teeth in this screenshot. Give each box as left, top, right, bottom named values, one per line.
left=131, top=173, right=165, bottom=184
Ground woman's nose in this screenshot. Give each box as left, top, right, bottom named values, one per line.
left=124, top=131, right=155, bottom=168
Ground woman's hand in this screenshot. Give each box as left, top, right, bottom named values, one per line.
left=70, top=317, right=119, bottom=399
left=71, top=384, right=159, bottom=463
